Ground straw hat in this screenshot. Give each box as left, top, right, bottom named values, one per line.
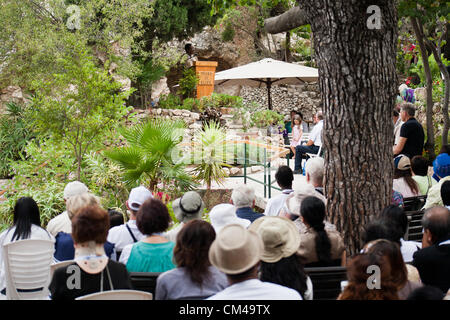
left=284, top=184, right=326, bottom=216
left=208, top=224, right=263, bottom=275
left=209, top=203, right=250, bottom=233
left=249, top=216, right=301, bottom=263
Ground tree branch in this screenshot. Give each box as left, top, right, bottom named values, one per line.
left=264, top=6, right=309, bottom=34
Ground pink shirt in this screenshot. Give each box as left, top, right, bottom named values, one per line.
left=290, top=125, right=303, bottom=147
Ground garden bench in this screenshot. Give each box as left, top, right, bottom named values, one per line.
left=304, top=266, right=347, bottom=300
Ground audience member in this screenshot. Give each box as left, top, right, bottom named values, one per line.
left=107, top=186, right=152, bottom=259
left=46, top=181, right=89, bottom=236
left=338, top=253, right=399, bottom=300
left=393, top=105, right=403, bottom=146
left=207, top=224, right=302, bottom=300
left=393, top=103, right=424, bottom=158
left=249, top=216, right=313, bottom=300
left=294, top=110, right=323, bottom=174
left=378, top=205, right=422, bottom=262
left=392, top=190, right=404, bottom=207
left=53, top=193, right=115, bottom=262
left=49, top=205, right=132, bottom=300
left=297, top=196, right=345, bottom=267
left=412, top=206, right=450, bottom=292
left=411, top=155, right=436, bottom=195
left=164, top=191, right=204, bottom=242
left=442, top=180, right=450, bottom=210
left=362, top=239, right=422, bottom=299
left=209, top=203, right=250, bottom=234
left=264, top=166, right=294, bottom=216
left=305, top=156, right=325, bottom=195
left=108, top=209, right=124, bottom=229
left=119, top=198, right=176, bottom=273
left=155, top=220, right=228, bottom=300
left=393, top=155, right=419, bottom=198
left=0, top=197, right=55, bottom=297
left=406, top=285, right=445, bottom=300
left=230, top=184, right=264, bottom=223
left=290, top=114, right=303, bottom=159
left=423, top=153, right=450, bottom=209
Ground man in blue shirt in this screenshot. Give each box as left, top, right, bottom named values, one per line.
left=231, top=184, right=264, bottom=223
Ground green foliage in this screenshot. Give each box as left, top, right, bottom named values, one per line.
left=158, top=93, right=183, bottom=109
left=30, top=40, right=133, bottom=179
left=179, top=68, right=199, bottom=99
left=189, top=122, right=232, bottom=189
left=221, top=21, right=236, bottom=41
left=0, top=102, right=34, bottom=178
left=104, top=118, right=198, bottom=194
left=250, top=109, right=284, bottom=128
left=409, top=53, right=448, bottom=100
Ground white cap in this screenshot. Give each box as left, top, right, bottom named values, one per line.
left=64, top=181, right=89, bottom=199
left=128, top=186, right=153, bottom=211
left=209, top=203, right=251, bottom=234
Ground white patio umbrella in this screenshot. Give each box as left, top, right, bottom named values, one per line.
left=214, top=58, right=319, bottom=110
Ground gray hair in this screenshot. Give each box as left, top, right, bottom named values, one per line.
left=231, top=184, right=255, bottom=208
left=305, top=157, right=325, bottom=186
left=66, top=193, right=100, bottom=220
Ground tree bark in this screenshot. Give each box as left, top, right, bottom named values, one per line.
left=411, top=17, right=436, bottom=159
left=297, top=0, right=398, bottom=255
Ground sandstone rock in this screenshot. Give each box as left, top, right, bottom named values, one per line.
left=230, top=167, right=241, bottom=175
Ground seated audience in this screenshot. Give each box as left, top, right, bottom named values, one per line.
left=338, top=253, right=399, bottom=300
left=249, top=216, right=313, bottom=300
left=155, top=220, right=228, bottom=300
left=294, top=111, right=323, bottom=174
left=362, top=239, right=422, bottom=299
left=53, top=193, right=115, bottom=262
left=297, top=196, right=345, bottom=267
left=279, top=183, right=329, bottom=232
left=163, top=191, right=204, bottom=242
left=207, top=224, right=302, bottom=300
left=0, top=197, right=55, bottom=297
left=442, top=180, right=450, bottom=210
left=407, top=285, right=445, bottom=300
left=361, top=218, right=421, bottom=283
left=264, top=166, right=294, bottom=216
left=378, top=205, right=422, bottom=262
left=119, top=198, right=176, bottom=273
left=230, top=184, right=264, bottom=223
left=49, top=205, right=132, bottom=300
left=411, top=155, right=436, bottom=195
left=304, top=156, right=325, bottom=195
left=412, top=206, right=450, bottom=293
left=108, top=209, right=124, bottom=229
left=46, top=181, right=89, bottom=236
left=107, top=186, right=152, bottom=259
left=209, top=203, right=250, bottom=234
left=393, top=155, right=420, bottom=198
left=424, top=153, right=450, bottom=209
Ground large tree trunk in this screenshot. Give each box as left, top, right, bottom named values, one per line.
left=411, top=17, right=436, bottom=159
left=298, top=0, right=398, bottom=255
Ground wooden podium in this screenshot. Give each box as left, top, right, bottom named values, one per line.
left=194, top=61, right=218, bottom=99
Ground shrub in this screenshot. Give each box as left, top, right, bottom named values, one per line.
left=158, top=93, right=183, bottom=109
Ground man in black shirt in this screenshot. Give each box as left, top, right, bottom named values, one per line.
left=393, top=103, right=424, bottom=158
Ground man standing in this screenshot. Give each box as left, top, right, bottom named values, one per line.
left=393, top=103, right=424, bottom=158
left=393, top=105, right=403, bottom=147
left=293, top=111, right=323, bottom=174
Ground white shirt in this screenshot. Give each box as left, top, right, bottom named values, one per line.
left=207, top=279, right=302, bottom=300
left=400, top=238, right=422, bottom=263
left=394, top=118, right=404, bottom=146
left=264, top=189, right=293, bottom=217
left=163, top=223, right=184, bottom=243
left=309, top=120, right=323, bottom=147
left=0, top=225, right=55, bottom=292
left=46, top=211, right=72, bottom=237
left=107, top=220, right=144, bottom=253
left=393, top=178, right=419, bottom=198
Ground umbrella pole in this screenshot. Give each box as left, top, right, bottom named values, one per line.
left=267, top=80, right=272, bottom=110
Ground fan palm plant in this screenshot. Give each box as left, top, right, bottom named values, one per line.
left=104, top=118, right=197, bottom=193
left=189, top=121, right=232, bottom=190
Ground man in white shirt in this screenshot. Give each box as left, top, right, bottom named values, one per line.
left=46, top=181, right=89, bottom=237
left=207, top=224, right=301, bottom=300
left=264, top=166, right=294, bottom=216
left=294, top=111, right=324, bottom=174
left=393, top=106, right=403, bottom=146
left=107, top=186, right=152, bottom=260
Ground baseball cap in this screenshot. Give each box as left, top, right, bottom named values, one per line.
left=127, top=186, right=153, bottom=211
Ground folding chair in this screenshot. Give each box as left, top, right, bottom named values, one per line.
left=76, top=289, right=153, bottom=300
